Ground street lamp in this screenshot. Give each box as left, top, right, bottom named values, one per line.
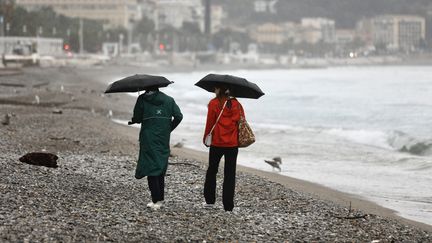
left=0, top=16, right=4, bottom=36
left=6, top=22, right=10, bottom=36
left=119, top=33, right=124, bottom=56
left=128, top=18, right=136, bottom=54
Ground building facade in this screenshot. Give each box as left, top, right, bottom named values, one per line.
left=142, top=0, right=203, bottom=31
left=356, top=18, right=374, bottom=47
left=301, top=18, right=336, bottom=43
left=205, top=5, right=225, bottom=34
left=15, top=0, right=142, bottom=29
left=335, top=29, right=355, bottom=45
left=425, top=10, right=432, bottom=46
left=370, top=15, right=426, bottom=50
left=249, top=23, right=285, bottom=44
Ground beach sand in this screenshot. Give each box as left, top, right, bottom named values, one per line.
left=1, top=66, right=431, bottom=241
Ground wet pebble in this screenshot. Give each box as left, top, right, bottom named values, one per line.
left=1, top=152, right=431, bottom=242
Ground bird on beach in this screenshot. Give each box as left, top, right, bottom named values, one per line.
left=34, top=95, right=40, bottom=105
left=264, top=156, right=282, bottom=172
left=173, top=142, right=184, bottom=148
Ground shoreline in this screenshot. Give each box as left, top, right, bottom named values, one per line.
left=100, top=118, right=432, bottom=233
left=169, top=146, right=432, bottom=232
left=1, top=65, right=431, bottom=241
left=113, top=117, right=432, bottom=230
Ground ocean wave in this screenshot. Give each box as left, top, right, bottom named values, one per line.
left=325, top=128, right=392, bottom=149
left=323, top=128, right=432, bottom=156
left=252, top=123, right=314, bottom=133
left=388, top=131, right=432, bottom=156
left=253, top=122, right=432, bottom=157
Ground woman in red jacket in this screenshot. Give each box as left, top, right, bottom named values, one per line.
left=203, top=85, right=244, bottom=211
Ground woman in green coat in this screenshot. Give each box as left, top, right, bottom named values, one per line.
left=129, top=87, right=183, bottom=210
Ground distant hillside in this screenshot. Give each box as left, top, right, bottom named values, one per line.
left=214, top=0, right=432, bottom=28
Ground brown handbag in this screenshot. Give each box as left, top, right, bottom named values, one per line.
left=238, top=109, right=255, bottom=148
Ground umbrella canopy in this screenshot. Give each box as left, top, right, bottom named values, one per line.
left=195, top=74, right=264, bottom=99
left=105, top=74, right=173, bottom=93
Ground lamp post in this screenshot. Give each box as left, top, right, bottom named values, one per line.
left=119, top=33, right=124, bottom=56
left=0, top=15, right=4, bottom=36
left=79, top=19, right=84, bottom=54
left=6, top=22, right=10, bottom=36
left=128, top=18, right=135, bottom=54
left=204, top=0, right=211, bottom=36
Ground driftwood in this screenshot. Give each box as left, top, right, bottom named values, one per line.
left=49, top=137, right=68, bottom=140
left=333, top=201, right=368, bottom=220
left=0, top=83, right=25, bottom=87
left=334, top=214, right=368, bottom=220
left=32, top=81, right=50, bottom=88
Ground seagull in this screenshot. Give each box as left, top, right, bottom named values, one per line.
left=264, top=156, right=282, bottom=172
left=173, top=142, right=184, bottom=148
left=34, top=95, right=40, bottom=105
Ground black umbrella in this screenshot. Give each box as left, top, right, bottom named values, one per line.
left=105, top=74, right=173, bottom=93
left=195, top=74, right=264, bottom=99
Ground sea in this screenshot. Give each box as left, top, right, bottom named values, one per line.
left=112, top=65, right=432, bottom=225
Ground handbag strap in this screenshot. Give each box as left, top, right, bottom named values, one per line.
left=239, top=103, right=245, bottom=120
left=209, top=100, right=227, bottom=135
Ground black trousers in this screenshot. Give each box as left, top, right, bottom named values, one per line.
left=204, top=146, right=238, bottom=211
left=147, top=175, right=165, bottom=203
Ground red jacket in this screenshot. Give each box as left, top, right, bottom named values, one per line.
left=203, top=97, right=245, bottom=147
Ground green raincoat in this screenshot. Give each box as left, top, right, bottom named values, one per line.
left=131, top=91, right=183, bottom=179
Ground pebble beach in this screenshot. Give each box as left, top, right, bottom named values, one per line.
left=1, top=66, right=431, bottom=242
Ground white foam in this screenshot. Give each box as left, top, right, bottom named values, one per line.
left=325, top=128, right=393, bottom=149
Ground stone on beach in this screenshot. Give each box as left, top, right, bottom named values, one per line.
left=19, top=152, right=59, bottom=168
left=2, top=113, right=11, bottom=125
left=52, top=108, right=63, bottom=114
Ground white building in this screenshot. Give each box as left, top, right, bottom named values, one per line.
left=205, top=5, right=225, bottom=34
left=249, top=23, right=285, bottom=44
left=301, top=18, right=336, bottom=43
left=142, top=0, right=203, bottom=30
left=371, top=15, right=426, bottom=50
left=282, top=22, right=303, bottom=44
